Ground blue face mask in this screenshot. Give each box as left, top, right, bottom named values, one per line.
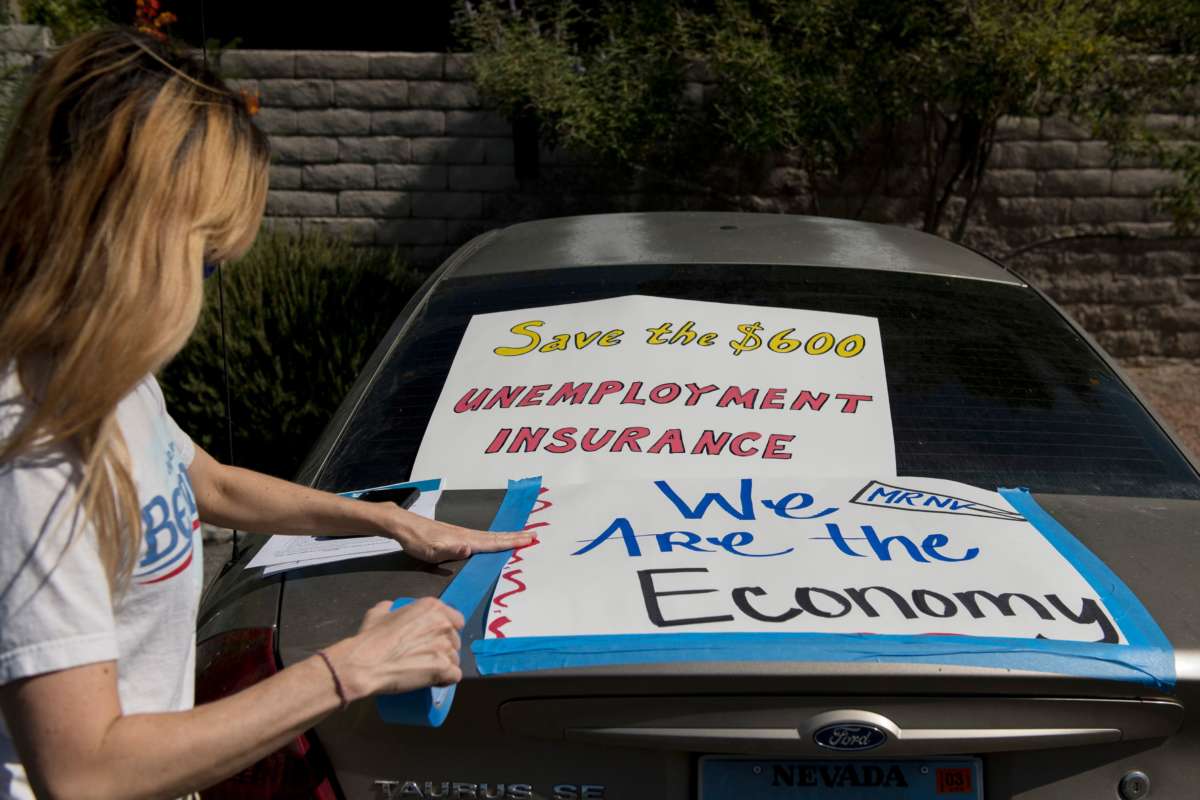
left=203, top=261, right=219, bottom=280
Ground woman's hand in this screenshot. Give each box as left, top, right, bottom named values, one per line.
left=187, top=446, right=534, bottom=561
left=380, top=506, right=534, bottom=562
left=0, top=597, right=468, bottom=799
left=324, top=597, right=465, bottom=701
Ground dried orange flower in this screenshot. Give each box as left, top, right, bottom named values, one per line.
left=135, top=0, right=176, bottom=43
left=136, top=24, right=167, bottom=41
left=240, top=89, right=261, bottom=117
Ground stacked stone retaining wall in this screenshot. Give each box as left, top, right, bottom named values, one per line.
left=218, top=50, right=507, bottom=266
left=0, top=25, right=50, bottom=118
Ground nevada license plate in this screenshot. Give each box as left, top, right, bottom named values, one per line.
left=699, top=757, right=982, bottom=799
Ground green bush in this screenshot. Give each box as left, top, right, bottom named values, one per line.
left=460, top=0, right=1200, bottom=238
left=22, top=0, right=114, bottom=43
left=160, top=232, right=428, bottom=479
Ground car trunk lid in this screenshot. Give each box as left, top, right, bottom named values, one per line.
left=275, top=490, right=1199, bottom=798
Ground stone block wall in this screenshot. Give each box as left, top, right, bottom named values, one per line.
left=220, top=50, right=511, bottom=266
left=0, top=25, right=49, bottom=113
left=968, top=124, right=1199, bottom=361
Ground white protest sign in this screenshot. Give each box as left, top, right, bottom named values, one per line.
left=485, top=476, right=1127, bottom=645
left=413, top=295, right=894, bottom=489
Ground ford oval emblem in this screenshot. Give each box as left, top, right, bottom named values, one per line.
left=813, top=722, right=888, bottom=751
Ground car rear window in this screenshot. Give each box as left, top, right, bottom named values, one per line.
left=314, top=263, right=1200, bottom=500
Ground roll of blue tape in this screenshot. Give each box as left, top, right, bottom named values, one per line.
left=375, top=477, right=542, bottom=726
left=374, top=597, right=458, bottom=726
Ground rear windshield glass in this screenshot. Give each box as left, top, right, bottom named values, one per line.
left=316, top=264, right=1200, bottom=500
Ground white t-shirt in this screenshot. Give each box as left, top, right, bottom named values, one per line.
left=0, top=366, right=202, bottom=799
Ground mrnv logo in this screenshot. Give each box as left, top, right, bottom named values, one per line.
left=813, top=723, right=888, bottom=751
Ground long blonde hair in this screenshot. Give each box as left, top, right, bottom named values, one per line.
left=0, top=29, right=270, bottom=588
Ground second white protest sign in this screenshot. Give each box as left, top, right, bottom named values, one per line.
left=484, top=476, right=1126, bottom=645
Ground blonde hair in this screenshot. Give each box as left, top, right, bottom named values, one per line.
left=0, top=29, right=270, bottom=589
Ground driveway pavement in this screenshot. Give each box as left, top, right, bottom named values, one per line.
left=1122, top=359, right=1200, bottom=464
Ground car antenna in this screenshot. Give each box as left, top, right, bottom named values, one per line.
left=201, top=0, right=241, bottom=563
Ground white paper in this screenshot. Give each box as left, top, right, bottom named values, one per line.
left=246, top=485, right=442, bottom=574
left=414, top=295, right=894, bottom=489
left=485, top=476, right=1126, bottom=644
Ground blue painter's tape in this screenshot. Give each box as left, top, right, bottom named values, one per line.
left=474, top=631, right=1167, bottom=686
left=441, top=477, right=542, bottom=615
left=471, top=488, right=1173, bottom=690
left=998, top=487, right=1173, bottom=687
left=341, top=478, right=442, bottom=499
left=318, top=480, right=442, bottom=539
left=374, top=598, right=458, bottom=726
left=377, top=477, right=541, bottom=726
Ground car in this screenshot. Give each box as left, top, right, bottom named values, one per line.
left=195, top=212, right=1200, bottom=800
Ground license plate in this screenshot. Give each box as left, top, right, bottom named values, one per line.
left=699, top=757, right=983, bottom=799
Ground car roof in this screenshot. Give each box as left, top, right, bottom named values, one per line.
left=451, top=212, right=1023, bottom=286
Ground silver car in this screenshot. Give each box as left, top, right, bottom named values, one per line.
left=196, top=212, right=1200, bottom=800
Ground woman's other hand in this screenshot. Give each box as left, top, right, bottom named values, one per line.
left=325, top=597, right=465, bottom=701
left=381, top=507, right=534, bottom=562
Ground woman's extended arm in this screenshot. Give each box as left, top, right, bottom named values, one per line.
left=0, top=597, right=462, bottom=800
left=186, top=445, right=532, bottom=561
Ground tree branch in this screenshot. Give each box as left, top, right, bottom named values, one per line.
left=999, top=230, right=1190, bottom=261
left=925, top=113, right=971, bottom=233
left=951, top=119, right=997, bottom=242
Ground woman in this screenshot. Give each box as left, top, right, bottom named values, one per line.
left=0, top=28, right=531, bottom=799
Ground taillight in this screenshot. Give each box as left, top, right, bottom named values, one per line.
left=195, top=628, right=341, bottom=799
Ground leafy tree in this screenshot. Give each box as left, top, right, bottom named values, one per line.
left=461, top=2, right=694, bottom=167
left=460, top=0, right=1200, bottom=240
left=1097, top=0, right=1200, bottom=232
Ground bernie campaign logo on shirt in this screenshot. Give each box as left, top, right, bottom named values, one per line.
left=134, top=441, right=199, bottom=585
